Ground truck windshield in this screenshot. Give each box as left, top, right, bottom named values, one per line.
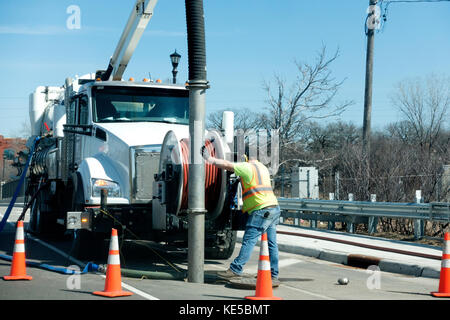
left=92, top=86, right=189, bottom=124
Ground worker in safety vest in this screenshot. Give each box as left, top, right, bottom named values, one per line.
left=201, top=146, right=281, bottom=283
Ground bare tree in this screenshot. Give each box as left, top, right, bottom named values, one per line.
left=261, top=45, right=353, bottom=153
left=206, top=108, right=263, bottom=132
left=9, top=120, right=31, bottom=139
left=390, top=73, right=450, bottom=153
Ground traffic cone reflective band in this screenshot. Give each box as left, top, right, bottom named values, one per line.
left=93, top=229, right=133, bottom=297
left=3, top=220, right=32, bottom=281
left=245, top=233, right=282, bottom=300
left=431, top=232, right=450, bottom=297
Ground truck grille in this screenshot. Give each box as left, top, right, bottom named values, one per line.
left=132, top=149, right=160, bottom=202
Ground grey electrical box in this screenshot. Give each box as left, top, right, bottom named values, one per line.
left=291, top=167, right=319, bottom=199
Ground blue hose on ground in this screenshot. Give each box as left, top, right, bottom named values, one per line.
left=0, top=136, right=40, bottom=233
left=0, top=253, right=99, bottom=275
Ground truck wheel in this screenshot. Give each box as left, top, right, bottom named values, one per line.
left=205, top=229, right=237, bottom=260
left=29, top=186, right=65, bottom=238
left=70, top=172, right=107, bottom=261
left=29, top=197, right=44, bottom=234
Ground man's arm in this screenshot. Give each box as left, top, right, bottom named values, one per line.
left=201, top=145, right=234, bottom=172
left=208, top=157, right=234, bottom=172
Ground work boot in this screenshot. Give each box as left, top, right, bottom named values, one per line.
left=217, top=268, right=241, bottom=280
left=254, top=274, right=281, bottom=287
left=272, top=278, right=281, bottom=287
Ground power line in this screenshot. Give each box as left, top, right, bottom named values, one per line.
left=384, top=0, right=450, bottom=3
left=376, top=0, right=450, bottom=32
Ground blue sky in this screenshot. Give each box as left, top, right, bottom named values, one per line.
left=0, top=0, right=449, bottom=137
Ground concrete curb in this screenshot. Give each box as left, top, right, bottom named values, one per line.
left=236, top=234, right=441, bottom=279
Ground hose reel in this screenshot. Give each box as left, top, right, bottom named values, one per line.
left=153, top=130, right=229, bottom=225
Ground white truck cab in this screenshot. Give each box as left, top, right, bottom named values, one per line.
left=66, top=80, right=190, bottom=206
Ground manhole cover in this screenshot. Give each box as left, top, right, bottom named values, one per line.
left=228, top=278, right=280, bottom=290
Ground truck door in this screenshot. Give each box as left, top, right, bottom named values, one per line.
left=67, top=95, right=90, bottom=168
left=74, top=95, right=90, bottom=165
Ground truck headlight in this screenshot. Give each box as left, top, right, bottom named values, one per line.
left=92, top=179, right=121, bottom=198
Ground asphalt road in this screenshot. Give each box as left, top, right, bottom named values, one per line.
left=0, top=205, right=441, bottom=302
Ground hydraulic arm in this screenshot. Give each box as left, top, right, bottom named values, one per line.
left=101, top=0, right=158, bottom=81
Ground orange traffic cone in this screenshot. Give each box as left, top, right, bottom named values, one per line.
left=93, top=228, right=133, bottom=298
left=431, top=232, right=450, bottom=297
left=245, top=233, right=282, bottom=300
left=3, top=220, right=32, bottom=281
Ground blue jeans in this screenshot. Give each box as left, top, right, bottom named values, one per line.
left=230, top=205, right=281, bottom=279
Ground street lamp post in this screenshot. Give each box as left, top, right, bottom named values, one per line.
left=170, top=50, right=181, bottom=84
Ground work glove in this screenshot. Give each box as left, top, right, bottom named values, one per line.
left=201, top=145, right=210, bottom=161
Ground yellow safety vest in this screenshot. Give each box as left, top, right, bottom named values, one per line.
left=240, top=161, right=278, bottom=214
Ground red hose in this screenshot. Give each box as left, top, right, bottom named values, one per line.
left=180, top=139, right=190, bottom=210
left=179, top=139, right=222, bottom=213
left=204, top=139, right=222, bottom=212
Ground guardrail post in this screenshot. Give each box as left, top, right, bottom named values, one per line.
left=346, top=193, right=355, bottom=233
left=414, top=220, right=424, bottom=240
left=328, top=193, right=335, bottom=230
left=310, top=213, right=317, bottom=229
left=414, top=190, right=424, bottom=240
left=368, top=194, right=378, bottom=234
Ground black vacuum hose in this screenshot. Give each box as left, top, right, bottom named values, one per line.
left=185, top=0, right=207, bottom=82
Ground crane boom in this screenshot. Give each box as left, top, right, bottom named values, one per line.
left=101, top=0, right=158, bottom=81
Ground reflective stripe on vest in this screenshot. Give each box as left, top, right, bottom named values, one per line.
left=242, top=186, right=273, bottom=200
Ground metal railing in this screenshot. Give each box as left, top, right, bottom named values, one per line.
left=278, top=197, right=450, bottom=239
left=0, top=179, right=25, bottom=200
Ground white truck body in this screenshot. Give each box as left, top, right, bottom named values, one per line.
left=28, top=77, right=190, bottom=207
left=24, top=0, right=239, bottom=260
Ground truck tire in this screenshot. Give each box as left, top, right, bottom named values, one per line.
left=205, top=229, right=237, bottom=260
left=70, top=172, right=107, bottom=261
left=29, top=185, right=65, bottom=238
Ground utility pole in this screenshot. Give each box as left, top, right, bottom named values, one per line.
left=185, top=0, right=208, bottom=284
left=362, top=0, right=378, bottom=199
left=362, top=0, right=378, bottom=153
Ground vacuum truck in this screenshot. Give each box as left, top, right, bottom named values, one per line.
left=24, top=0, right=240, bottom=260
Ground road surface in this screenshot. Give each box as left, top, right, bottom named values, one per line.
left=0, top=205, right=440, bottom=304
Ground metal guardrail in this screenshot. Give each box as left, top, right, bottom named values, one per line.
left=278, top=198, right=450, bottom=238
left=0, top=179, right=25, bottom=200
left=278, top=198, right=450, bottom=222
